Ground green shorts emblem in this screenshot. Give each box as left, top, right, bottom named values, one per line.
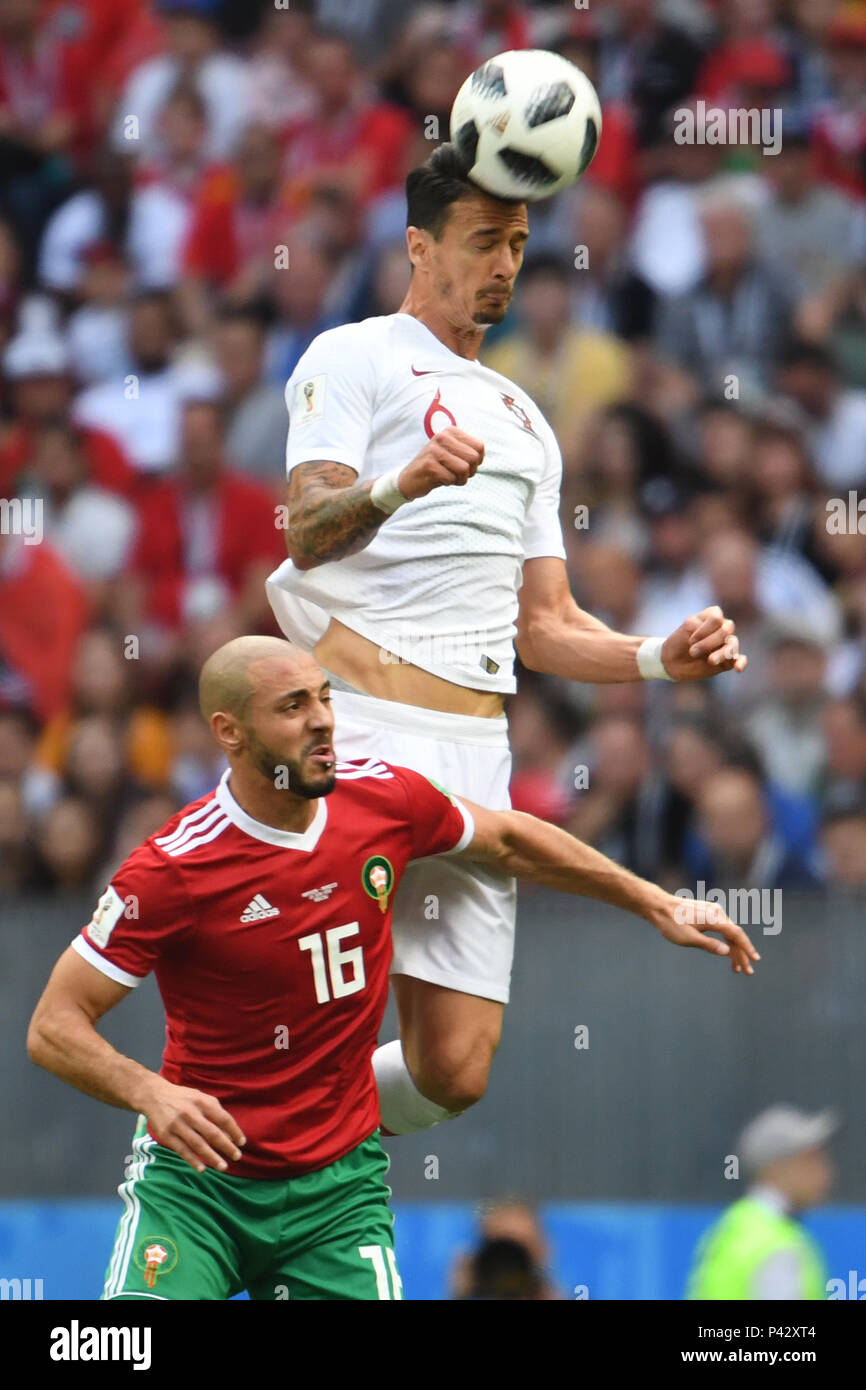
left=133, top=1235, right=179, bottom=1288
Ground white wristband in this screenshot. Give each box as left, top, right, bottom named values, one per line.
left=370, top=467, right=408, bottom=515
left=636, top=635, right=673, bottom=681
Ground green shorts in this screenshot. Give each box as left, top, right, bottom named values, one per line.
left=101, top=1117, right=402, bottom=1301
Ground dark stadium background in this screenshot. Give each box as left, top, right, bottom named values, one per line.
left=0, top=0, right=864, bottom=1300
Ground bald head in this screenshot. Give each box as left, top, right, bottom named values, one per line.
left=198, top=637, right=336, bottom=801
left=199, top=635, right=304, bottom=722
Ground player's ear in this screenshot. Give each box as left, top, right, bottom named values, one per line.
left=210, top=711, right=243, bottom=756
left=406, top=225, right=431, bottom=268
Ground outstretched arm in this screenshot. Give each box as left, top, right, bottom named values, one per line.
left=455, top=800, right=760, bottom=974
left=516, top=556, right=747, bottom=682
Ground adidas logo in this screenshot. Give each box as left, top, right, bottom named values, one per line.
left=301, top=882, right=338, bottom=903
left=240, top=894, right=280, bottom=923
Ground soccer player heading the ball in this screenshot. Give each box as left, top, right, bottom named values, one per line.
left=265, top=141, right=750, bottom=1139
left=28, top=638, right=757, bottom=1300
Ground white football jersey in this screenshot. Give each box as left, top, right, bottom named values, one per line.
left=266, top=312, right=566, bottom=692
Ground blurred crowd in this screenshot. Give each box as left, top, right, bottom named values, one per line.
left=0, top=0, right=865, bottom=897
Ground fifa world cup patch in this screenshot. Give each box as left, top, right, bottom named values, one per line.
left=293, top=374, right=326, bottom=425
left=361, top=855, right=395, bottom=915
left=86, top=884, right=125, bottom=949
left=133, top=1236, right=179, bottom=1289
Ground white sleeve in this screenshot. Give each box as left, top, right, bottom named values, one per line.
left=751, top=1250, right=806, bottom=1300
left=285, top=328, right=378, bottom=480
left=521, top=427, right=566, bottom=561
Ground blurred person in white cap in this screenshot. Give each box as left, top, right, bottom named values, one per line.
left=686, top=1104, right=838, bottom=1299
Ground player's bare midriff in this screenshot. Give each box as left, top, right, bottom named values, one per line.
left=314, top=619, right=506, bottom=717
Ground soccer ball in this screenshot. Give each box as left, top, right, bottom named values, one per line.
left=450, top=49, right=602, bottom=202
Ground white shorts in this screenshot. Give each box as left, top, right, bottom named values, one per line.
left=331, top=688, right=516, bottom=1004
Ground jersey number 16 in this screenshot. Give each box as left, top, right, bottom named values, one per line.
left=299, top=923, right=366, bottom=1004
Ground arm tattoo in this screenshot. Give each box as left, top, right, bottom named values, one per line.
left=286, top=460, right=389, bottom=568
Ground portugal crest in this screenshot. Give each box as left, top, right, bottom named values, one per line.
left=500, top=393, right=538, bottom=436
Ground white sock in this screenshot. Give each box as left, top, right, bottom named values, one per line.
left=373, top=1039, right=456, bottom=1134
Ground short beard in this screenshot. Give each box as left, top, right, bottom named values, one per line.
left=246, top=728, right=336, bottom=800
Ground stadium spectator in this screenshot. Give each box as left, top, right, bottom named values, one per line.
left=595, top=0, right=705, bottom=149
left=0, top=0, right=85, bottom=251
left=820, top=696, right=866, bottom=807
left=797, top=259, right=866, bottom=390
left=64, top=243, right=133, bottom=386
left=508, top=682, right=579, bottom=826
left=819, top=797, right=866, bottom=890
left=450, top=1197, right=560, bottom=1299
left=777, top=339, right=866, bottom=489
left=63, top=713, right=142, bottom=826
left=1, top=301, right=135, bottom=496
left=628, top=104, right=725, bottom=300
left=36, top=627, right=172, bottom=800
left=110, top=0, right=252, bottom=165
left=213, top=309, right=288, bottom=483
left=656, top=714, right=735, bottom=883
left=0, top=213, right=21, bottom=327
left=37, top=146, right=189, bottom=296
left=691, top=399, right=755, bottom=496
left=757, top=122, right=866, bottom=300
left=810, top=7, right=866, bottom=199
left=0, top=774, right=31, bottom=891
left=245, top=1, right=317, bottom=132
left=687, top=1105, right=836, bottom=1300
left=565, top=713, right=663, bottom=877
left=264, top=235, right=345, bottom=386
left=689, top=766, right=821, bottom=890
left=72, top=290, right=185, bottom=472
left=32, top=794, right=102, bottom=891
left=125, top=397, right=285, bottom=634
left=554, top=15, right=639, bottom=206
left=781, top=0, right=838, bottom=125
left=639, top=528, right=841, bottom=710
left=747, top=409, right=821, bottom=565
left=457, top=1237, right=544, bottom=1300
left=283, top=31, right=413, bottom=209
left=18, top=422, right=136, bottom=596
left=567, top=185, right=652, bottom=338
left=179, top=122, right=291, bottom=334
left=0, top=706, right=56, bottom=816
left=654, top=185, right=793, bottom=397
left=357, top=240, right=412, bottom=320
left=450, top=1, right=534, bottom=68
left=743, top=626, right=829, bottom=797
left=138, top=79, right=212, bottom=197
left=0, top=527, right=88, bottom=723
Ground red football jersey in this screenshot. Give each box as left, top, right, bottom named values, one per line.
left=72, top=759, right=473, bottom=1178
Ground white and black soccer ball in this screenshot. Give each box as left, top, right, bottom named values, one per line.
left=450, top=49, right=602, bottom=202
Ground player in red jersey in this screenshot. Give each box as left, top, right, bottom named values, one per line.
left=28, top=636, right=758, bottom=1300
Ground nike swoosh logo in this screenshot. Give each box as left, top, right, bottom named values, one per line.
left=411, top=365, right=437, bottom=376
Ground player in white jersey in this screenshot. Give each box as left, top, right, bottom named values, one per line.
left=266, top=143, right=748, bottom=1136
